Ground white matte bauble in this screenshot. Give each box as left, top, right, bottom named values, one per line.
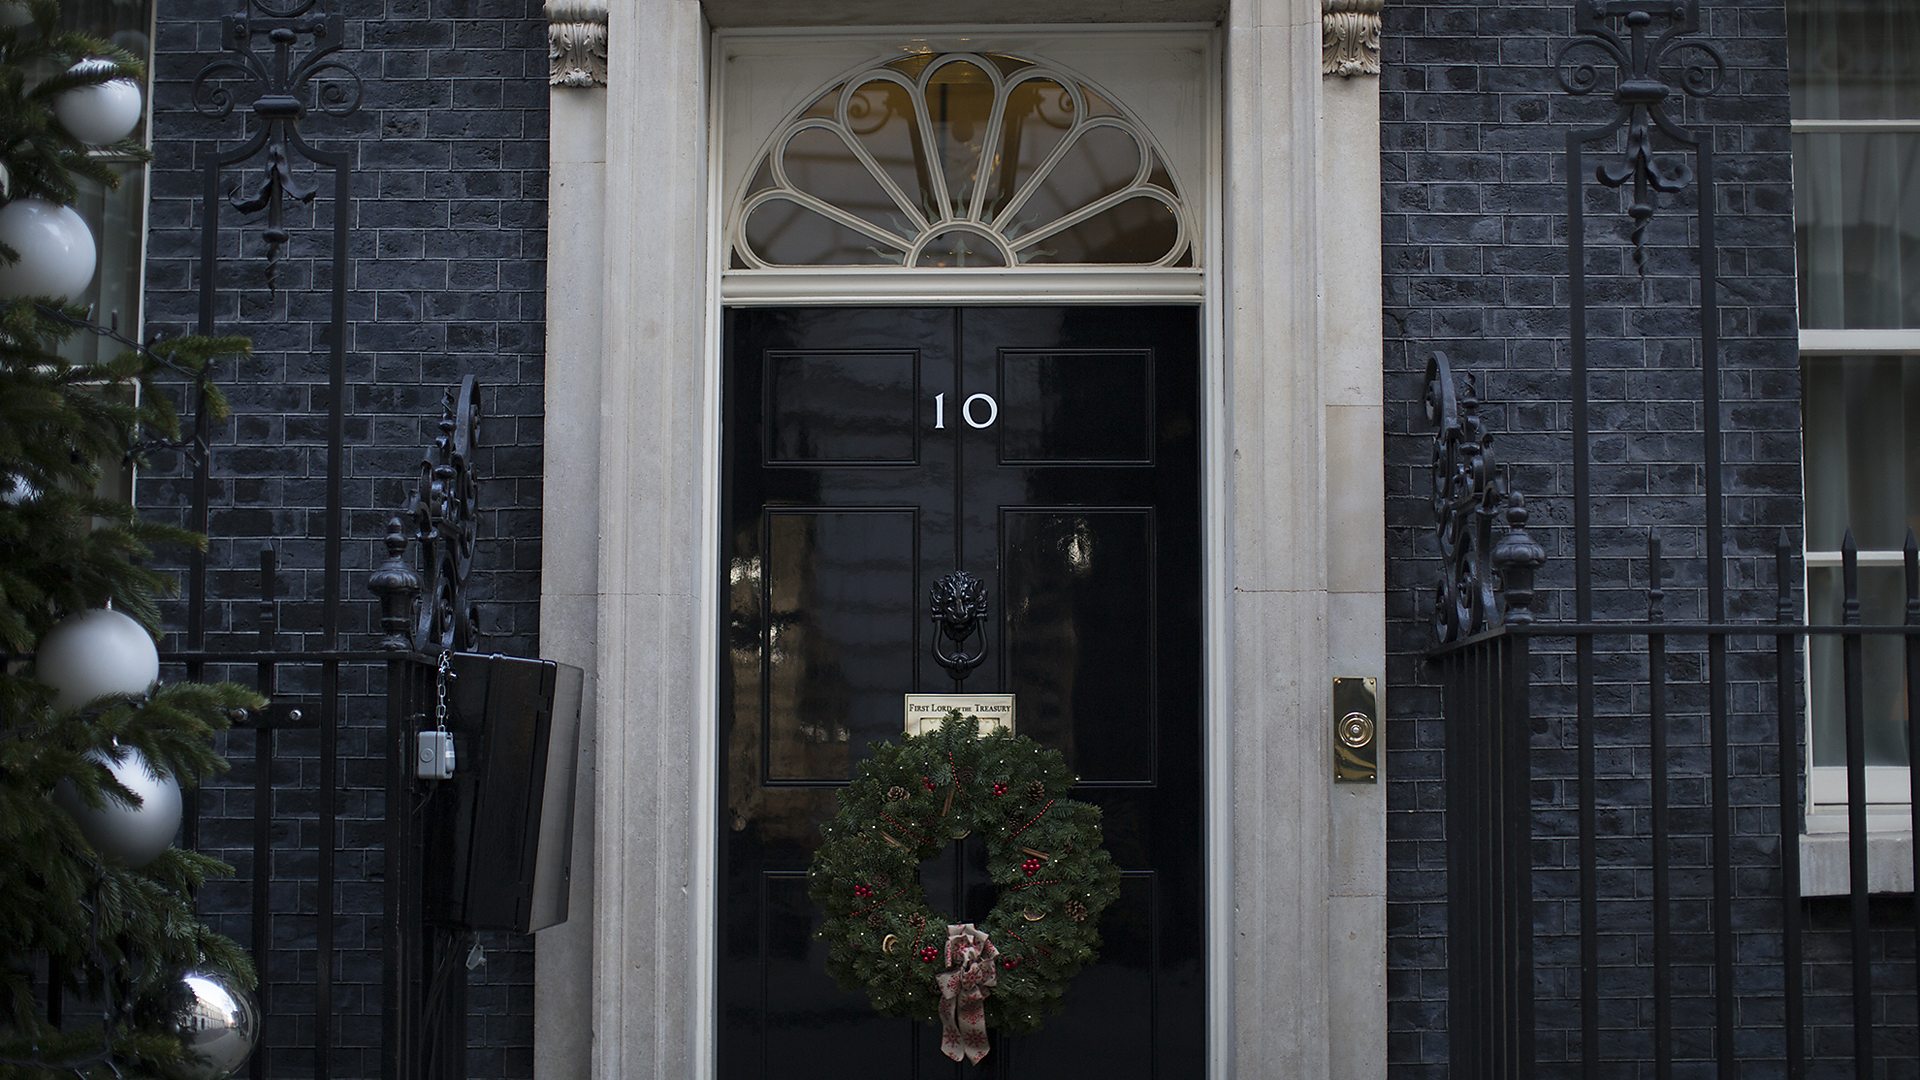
left=167, top=968, right=259, bottom=1079
left=51, top=744, right=182, bottom=867
left=54, top=61, right=142, bottom=146
left=35, top=607, right=159, bottom=711
left=0, top=198, right=95, bottom=302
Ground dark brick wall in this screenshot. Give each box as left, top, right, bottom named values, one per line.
left=1376, top=0, right=1867, bottom=1074
left=139, top=1, right=549, bottom=1076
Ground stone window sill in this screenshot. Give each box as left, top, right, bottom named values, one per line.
left=1800, top=812, right=1913, bottom=896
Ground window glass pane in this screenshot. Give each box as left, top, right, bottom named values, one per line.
left=986, top=77, right=1077, bottom=222
left=1808, top=565, right=1911, bottom=767
left=1002, top=124, right=1143, bottom=243
left=1788, top=0, right=1920, bottom=121
left=913, top=228, right=1006, bottom=268
left=781, top=126, right=916, bottom=239
left=1020, top=195, right=1185, bottom=266
left=843, top=78, right=934, bottom=225
left=1792, top=132, right=1920, bottom=328
left=1802, top=355, right=1920, bottom=550
left=923, top=58, right=995, bottom=220
left=741, top=198, right=906, bottom=267
left=59, top=164, right=145, bottom=366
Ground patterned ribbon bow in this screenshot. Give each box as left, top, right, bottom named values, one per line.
left=935, top=923, right=999, bottom=1063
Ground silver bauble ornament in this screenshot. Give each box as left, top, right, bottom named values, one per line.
left=51, top=744, right=181, bottom=867
left=0, top=197, right=96, bottom=302
left=35, top=607, right=160, bottom=711
left=167, top=968, right=259, bottom=1080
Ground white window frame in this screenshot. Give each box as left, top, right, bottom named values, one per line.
left=1792, top=110, right=1920, bottom=886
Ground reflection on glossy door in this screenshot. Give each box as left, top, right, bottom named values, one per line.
left=719, top=307, right=1202, bottom=1077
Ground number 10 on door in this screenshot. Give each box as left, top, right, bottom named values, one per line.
left=933, top=392, right=998, bottom=430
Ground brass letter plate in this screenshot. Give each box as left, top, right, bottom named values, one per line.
left=903, top=694, right=1015, bottom=736
left=1333, top=677, right=1378, bottom=783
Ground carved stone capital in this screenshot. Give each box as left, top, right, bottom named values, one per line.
left=545, top=0, right=609, bottom=88
left=1323, top=0, right=1384, bottom=78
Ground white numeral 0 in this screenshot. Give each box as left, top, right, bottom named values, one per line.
left=962, top=393, right=998, bottom=429
left=932, top=392, right=998, bottom=430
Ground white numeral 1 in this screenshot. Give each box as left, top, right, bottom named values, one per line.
left=933, top=392, right=946, bottom=429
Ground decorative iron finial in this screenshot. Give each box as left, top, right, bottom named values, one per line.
left=929, top=571, right=989, bottom=683
left=1492, top=487, right=1547, bottom=626
left=1428, top=352, right=1545, bottom=642
left=192, top=0, right=362, bottom=289
left=1557, top=1, right=1725, bottom=272
left=368, top=516, right=421, bottom=652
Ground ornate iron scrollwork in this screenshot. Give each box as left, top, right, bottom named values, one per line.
left=192, top=0, right=362, bottom=288
left=413, top=376, right=481, bottom=653
left=929, top=570, right=989, bottom=683
left=1427, top=352, right=1545, bottom=643
left=371, top=377, right=481, bottom=653
left=1557, top=0, right=1724, bottom=271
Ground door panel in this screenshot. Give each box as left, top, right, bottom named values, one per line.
left=721, top=306, right=1202, bottom=1078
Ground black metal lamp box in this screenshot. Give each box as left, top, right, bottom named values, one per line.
left=430, top=653, right=584, bottom=933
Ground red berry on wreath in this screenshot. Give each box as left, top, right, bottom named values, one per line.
left=1001, top=956, right=1020, bottom=970
left=853, top=884, right=873, bottom=899
left=922, top=776, right=936, bottom=791
left=1022, top=857, right=1041, bottom=876
left=991, top=781, right=1008, bottom=797
left=919, top=945, right=940, bottom=963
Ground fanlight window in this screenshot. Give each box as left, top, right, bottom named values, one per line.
left=731, top=52, right=1195, bottom=270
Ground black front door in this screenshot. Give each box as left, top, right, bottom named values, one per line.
left=718, top=306, right=1203, bottom=1077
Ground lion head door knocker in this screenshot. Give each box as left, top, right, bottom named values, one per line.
left=929, top=571, right=989, bottom=683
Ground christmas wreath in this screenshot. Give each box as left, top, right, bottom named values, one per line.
left=808, top=712, right=1121, bottom=1063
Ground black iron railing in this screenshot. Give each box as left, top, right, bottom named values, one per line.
left=150, top=375, right=477, bottom=1080
left=1418, top=3, right=1919, bottom=1073
left=1431, top=520, right=1920, bottom=1077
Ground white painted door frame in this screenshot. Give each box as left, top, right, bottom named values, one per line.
left=532, top=4, right=1387, bottom=1078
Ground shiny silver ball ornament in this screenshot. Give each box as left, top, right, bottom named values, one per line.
left=51, top=744, right=181, bottom=867
left=35, top=608, right=160, bottom=711
left=167, top=968, right=259, bottom=1079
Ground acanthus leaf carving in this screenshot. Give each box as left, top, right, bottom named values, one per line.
left=1323, top=0, right=1384, bottom=78
left=544, top=0, right=608, bottom=88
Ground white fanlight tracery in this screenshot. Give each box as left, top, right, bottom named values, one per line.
left=730, top=51, right=1195, bottom=270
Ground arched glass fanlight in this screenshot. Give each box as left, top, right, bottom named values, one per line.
left=731, top=52, right=1194, bottom=270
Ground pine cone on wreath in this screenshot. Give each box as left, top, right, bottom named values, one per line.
left=1026, top=780, right=1046, bottom=802
left=886, top=785, right=908, bottom=801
